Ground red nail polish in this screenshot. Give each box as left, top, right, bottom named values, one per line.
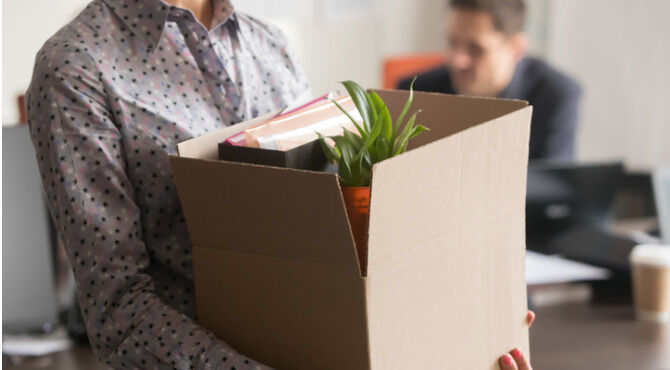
left=511, top=348, right=522, bottom=359
left=502, top=354, right=513, bottom=366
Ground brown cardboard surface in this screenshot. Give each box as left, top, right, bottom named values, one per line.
left=366, top=105, right=532, bottom=369
left=170, top=91, right=532, bottom=369
left=169, top=157, right=360, bottom=273
left=375, top=89, right=528, bottom=151
left=169, top=157, right=370, bottom=368
left=193, top=247, right=370, bottom=370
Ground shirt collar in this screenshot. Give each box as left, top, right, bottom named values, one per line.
left=102, top=0, right=235, bottom=52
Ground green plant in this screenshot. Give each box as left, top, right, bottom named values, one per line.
left=317, top=78, right=429, bottom=187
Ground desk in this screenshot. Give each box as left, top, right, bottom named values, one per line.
left=530, top=303, right=670, bottom=370
left=2, top=345, right=107, bottom=370
left=4, top=303, right=669, bottom=369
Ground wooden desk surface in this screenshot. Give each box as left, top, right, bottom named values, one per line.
left=3, top=345, right=107, bottom=370
left=530, top=303, right=670, bottom=370
left=4, top=303, right=669, bottom=369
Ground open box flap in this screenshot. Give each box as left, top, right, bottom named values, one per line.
left=374, top=89, right=528, bottom=150
left=366, top=91, right=531, bottom=269
left=169, top=157, right=361, bottom=275
left=364, top=103, right=532, bottom=368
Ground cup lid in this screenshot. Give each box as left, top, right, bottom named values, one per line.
left=629, top=244, right=670, bottom=267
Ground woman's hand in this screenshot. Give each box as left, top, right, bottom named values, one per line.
left=499, top=310, right=535, bottom=370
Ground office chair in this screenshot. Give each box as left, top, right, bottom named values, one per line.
left=381, top=52, right=446, bottom=89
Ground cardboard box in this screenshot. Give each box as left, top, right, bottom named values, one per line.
left=170, top=90, right=533, bottom=370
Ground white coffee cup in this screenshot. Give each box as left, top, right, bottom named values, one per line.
left=629, top=244, right=670, bottom=323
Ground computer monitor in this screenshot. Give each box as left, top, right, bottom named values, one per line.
left=2, top=125, right=59, bottom=333
left=653, top=167, right=670, bottom=244
left=526, top=161, right=624, bottom=252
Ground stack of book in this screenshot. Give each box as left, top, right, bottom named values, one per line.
left=218, top=94, right=361, bottom=171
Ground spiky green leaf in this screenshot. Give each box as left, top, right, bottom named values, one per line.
left=369, top=92, right=393, bottom=142
left=329, top=98, right=366, bottom=137
left=316, top=132, right=341, bottom=162
left=358, top=112, right=383, bottom=159
left=372, top=135, right=390, bottom=164
left=409, top=124, right=429, bottom=140
left=341, top=80, right=376, bottom=131
left=394, top=76, right=416, bottom=137
left=393, top=110, right=420, bottom=156
left=342, top=128, right=364, bottom=150
left=338, top=157, right=353, bottom=185
left=331, top=135, right=356, bottom=165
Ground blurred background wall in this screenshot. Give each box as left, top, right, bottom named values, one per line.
left=2, top=0, right=91, bottom=123
left=3, top=0, right=669, bottom=170
left=545, top=0, right=670, bottom=169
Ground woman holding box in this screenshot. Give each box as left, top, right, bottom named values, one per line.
left=25, top=0, right=534, bottom=368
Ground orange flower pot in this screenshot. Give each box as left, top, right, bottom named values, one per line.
left=341, top=186, right=370, bottom=276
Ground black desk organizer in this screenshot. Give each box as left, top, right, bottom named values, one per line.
left=218, top=139, right=338, bottom=174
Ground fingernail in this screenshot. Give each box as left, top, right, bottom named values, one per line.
left=502, top=354, right=513, bottom=366
left=511, top=348, right=523, bottom=360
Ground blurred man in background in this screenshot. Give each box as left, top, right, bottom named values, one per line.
left=399, top=0, right=581, bottom=161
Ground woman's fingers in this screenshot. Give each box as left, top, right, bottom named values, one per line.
left=499, top=353, right=519, bottom=370
left=500, top=348, right=532, bottom=370
left=526, top=310, right=536, bottom=327
left=501, top=311, right=535, bottom=369
left=510, top=348, right=532, bottom=370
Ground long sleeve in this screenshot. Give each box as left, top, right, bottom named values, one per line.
left=26, top=43, right=273, bottom=370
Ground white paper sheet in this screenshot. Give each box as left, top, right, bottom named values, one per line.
left=2, top=327, right=73, bottom=356
left=525, top=250, right=611, bottom=285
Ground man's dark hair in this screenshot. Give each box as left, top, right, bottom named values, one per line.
left=449, top=0, right=526, bottom=35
